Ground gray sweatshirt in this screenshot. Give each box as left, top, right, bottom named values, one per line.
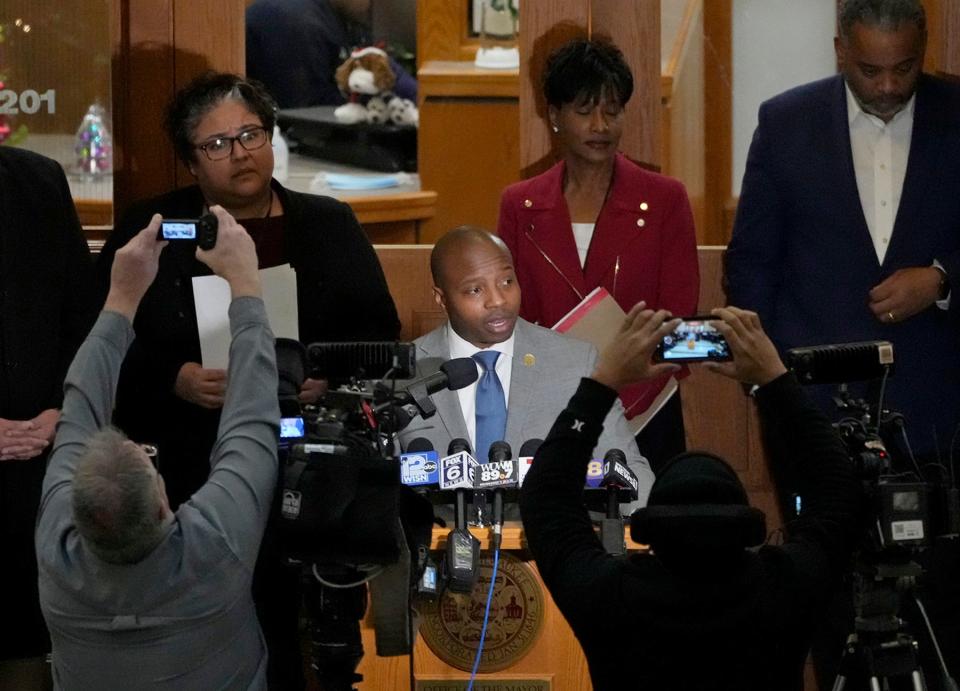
left=36, top=297, right=279, bottom=690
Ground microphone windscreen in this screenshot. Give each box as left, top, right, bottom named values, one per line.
left=440, top=357, right=479, bottom=390
left=448, top=437, right=472, bottom=455
left=488, top=440, right=512, bottom=462
left=519, top=439, right=543, bottom=458
left=276, top=338, right=307, bottom=386
left=406, top=437, right=434, bottom=453
left=603, top=448, right=627, bottom=465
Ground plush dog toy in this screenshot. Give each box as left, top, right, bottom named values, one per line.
left=333, top=46, right=419, bottom=126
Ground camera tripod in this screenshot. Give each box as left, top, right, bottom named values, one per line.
left=831, top=559, right=957, bottom=691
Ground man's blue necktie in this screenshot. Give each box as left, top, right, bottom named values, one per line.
left=473, top=351, right=506, bottom=463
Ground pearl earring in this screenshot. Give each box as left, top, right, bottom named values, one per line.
left=551, top=125, right=559, bottom=133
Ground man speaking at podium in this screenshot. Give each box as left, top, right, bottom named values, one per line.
left=397, top=226, right=653, bottom=508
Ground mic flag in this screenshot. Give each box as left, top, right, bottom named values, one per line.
left=516, top=439, right=543, bottom=487
left=400, top=438, right=439, bottom=487
left=601, top=448, right=640, bottom=500
left=439, top=451, right=478, bottom=490
left=475, top=441, right=518, bottom=489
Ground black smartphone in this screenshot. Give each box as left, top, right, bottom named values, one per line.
left=157, top=214, right=218, bottom=249
left=654, top=316, right=732, bottom=363
left=158, top=219, right=201, bottom=241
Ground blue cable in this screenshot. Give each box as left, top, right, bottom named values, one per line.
left=466, top=548, right=500, bottom=691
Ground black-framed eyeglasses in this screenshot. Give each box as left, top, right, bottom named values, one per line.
left=195, top=126, right=269, bottom=161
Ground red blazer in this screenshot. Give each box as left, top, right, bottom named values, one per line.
left=497, top=153, right=700, bottom=418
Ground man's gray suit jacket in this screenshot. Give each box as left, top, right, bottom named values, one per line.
left=397, top=318, right=654, bottom=511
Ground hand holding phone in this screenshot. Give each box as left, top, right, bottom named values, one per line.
left=654, top=317, right=732, bottom=363
left=701, top=307, right=787, bottom=386
left=157, top=214, right=218, bottom=250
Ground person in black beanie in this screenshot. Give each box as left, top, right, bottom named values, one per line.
left=520, top=304, right=860, bottom=691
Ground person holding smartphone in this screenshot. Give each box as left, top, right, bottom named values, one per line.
left=520, top=304, right=859, bottom=691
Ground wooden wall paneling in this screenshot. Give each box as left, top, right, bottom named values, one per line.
left=661, top=0, right=706, bottom=241
left=112, top=0, right=177, bottom=224
left=591, top=0, right=660, bottom=170
left=111, top=0, right=246, bottom=222
left=416, top=87, right=519, bottom=243
left=702, top=0, right=733, bottom=246
left=373, top=245, right=445, bottom=341
left=923, top=0, right=943, bottom=74
left=171, top=0, right=246, bottom=189
left=518, top=1, right=590, bottom=177
left=940, top=0, right=960, bottom=76
left=417, top=0, right=467, bottom=64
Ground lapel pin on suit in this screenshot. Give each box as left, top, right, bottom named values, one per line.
left=523, top=353, right=536, bottom=367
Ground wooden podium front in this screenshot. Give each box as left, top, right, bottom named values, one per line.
left=352, top=523, right=644, bottom=690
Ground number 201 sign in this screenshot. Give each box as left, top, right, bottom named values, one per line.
left=0, top=89, right=56, bottom=115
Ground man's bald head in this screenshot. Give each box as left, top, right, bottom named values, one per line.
left=430, top=226, right=521, bottom=349
left=430, top=226, right=513, bottom=291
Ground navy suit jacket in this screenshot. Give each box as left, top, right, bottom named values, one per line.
left=726, top=74, right=960, bottom=455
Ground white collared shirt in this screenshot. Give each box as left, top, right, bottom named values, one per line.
left=447, top=323, right=515, bottom=454
left=846, top=84, right=914, bottom=265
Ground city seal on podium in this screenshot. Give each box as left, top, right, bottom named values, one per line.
left=420, top=552, right=544, bottom=673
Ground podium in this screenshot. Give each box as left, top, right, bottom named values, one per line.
left=353, top=522, right=646, bottom=690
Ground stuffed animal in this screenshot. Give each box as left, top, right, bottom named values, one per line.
left=333, top=46, right=419, bottom=126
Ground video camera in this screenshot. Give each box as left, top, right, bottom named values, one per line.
left=786, top=341, right=958, bottom=688
left=271, top=338, right=477, bottom=691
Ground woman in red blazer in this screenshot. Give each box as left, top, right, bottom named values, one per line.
left=497, top=39, right=699, bottom=472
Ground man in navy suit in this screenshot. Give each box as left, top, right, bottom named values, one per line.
left=727, top=0, right=959, bottom=462
left=727, top=1, right=960, bottom=686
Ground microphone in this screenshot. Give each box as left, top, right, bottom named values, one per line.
left=440, top=438, right=480, bottom=593
left=399, top=438, right=439, bottom=488
left=599, top=449, right=639, bottom=556
left=477, top=441, right=515, bottom=551
left=376, top=357, right=479, bottom=420
left=786, top=340, right=894, bottom=385
left=516, top=438, right=543, bottom=487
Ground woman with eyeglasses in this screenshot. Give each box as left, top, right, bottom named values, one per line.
left=97, top=72, right=400, bottom=511
left=497, top=39, right=699, bottom=473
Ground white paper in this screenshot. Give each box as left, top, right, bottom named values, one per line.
left=193, top=264, right=299, bottom=369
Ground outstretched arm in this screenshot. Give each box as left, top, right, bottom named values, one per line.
left=520, top=306, right=677, bottom=622
left=187, top=207, right=280, bottom=568
left=39, top=217, right=166, bottom=524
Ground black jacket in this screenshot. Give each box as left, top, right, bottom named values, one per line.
left=0, top=147, right=97, bottom=658
left=97, top=182, right=400, bottom=507
left=520, top=374, right=859, bottom=691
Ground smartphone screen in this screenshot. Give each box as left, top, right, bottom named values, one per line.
left=279, top=416, right=305, bottom=439
left=655, top=317, right=732, bottom=362
left=159, top=221, right=198, bottom=240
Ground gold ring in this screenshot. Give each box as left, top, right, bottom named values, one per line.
left=887, top=311, right=896, bottom=323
